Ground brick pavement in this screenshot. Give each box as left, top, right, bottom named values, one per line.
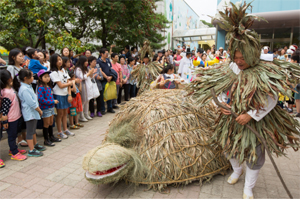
left=0, top=109, right=299, bottom=199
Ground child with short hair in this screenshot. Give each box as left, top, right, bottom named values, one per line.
left=68, top=71, right=84, bottom=129
left=37, top=69, right=61, bottom=146
left=16, top=69, right=46, bottom=157
left=0, top=70, right=27, bottom=161
left=49, top=54, right=74, bottom=139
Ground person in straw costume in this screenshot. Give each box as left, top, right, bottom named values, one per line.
left=186, top=1, right=300, bottom=199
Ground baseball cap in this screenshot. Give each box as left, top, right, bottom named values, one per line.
left=37, top=69, right=51, bottom=78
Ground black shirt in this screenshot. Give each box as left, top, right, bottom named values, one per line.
left=98, top=58, right=112, bottom=82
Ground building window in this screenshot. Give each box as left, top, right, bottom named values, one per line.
left=292, top=27, right=300, bottom=46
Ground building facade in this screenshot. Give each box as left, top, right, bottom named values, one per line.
left=214, top=0, right=300, bottom=51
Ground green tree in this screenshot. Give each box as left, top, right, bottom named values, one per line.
left=201, top=20, right=214, bottom=28
left=0, top=0, right=84, bottom=51
left=61, top=0, right=169, bottom=51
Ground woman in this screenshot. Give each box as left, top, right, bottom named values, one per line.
left=131, top=47, right=138, bottom=57
left=61, top=47, right=74, bottom=70
left=277, top=49, right=286, bottom=61
left=118, top=56, right=130, bottom=103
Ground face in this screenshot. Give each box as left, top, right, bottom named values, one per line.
left=234, top=51, right=250, bottom=70
left=177, top=50, right=181, bottom=55
left=70, top=51, right=74, bottom=57
left=33, top=51, right=39, bottom=59
left=65, top=60, right=70, bottom=68
left=120, top=58, right=125, bottom=64
left=85, top=51, right=92, bottom=58
left=90, top=60, right=97, bottom=67
left=197, top=52, right=202, bottom=57
left=207, top=50, right=211, bottom=54
left=102, top=51, right=109, bottom=59
left=37, top=52, right=44, bottom=62
left=202, top=55, right=207, bottom=61
left=112, top=55, right=119, bottom=62
left=41, top=73, right=50, bottom=84
left=63, top=48, right=69, bottom=57
left=263, top=49, right=268, bottom=54
left=281, top=49, right=285, bottom=55
left=130, top=60, right=135, bottom=66
left=56, top=57, right=62, bottom=69
left=14, top=52, right=24, bottom=65
left=133, top=48, right=137, bottom=52
left=122, top=50, right=125, bottom=55
left=291, top=59, right=298, bottom=64
left=84, top=60, right=88, bottom=67
left=25, top=73, right=34, bottom=84
left=158, top=53, right=162, bottom=57
left=143, top=57, right=149, bottom=64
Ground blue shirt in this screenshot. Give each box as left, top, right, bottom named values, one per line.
left=127, top=64, right=136, bottom=85
left=18, top=82, right=41, bottom=121
left=28, top=59, right=47, bottom=74
left=98, top=58, right=113, bottom=82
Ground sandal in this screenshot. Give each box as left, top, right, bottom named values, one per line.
left=70, top=125, right=80, bottom=129
left=18, top=140, right=28, bottom=147
left=0, top=159, right=5, bottom=168
left=75, top=123, right=84, bottom=127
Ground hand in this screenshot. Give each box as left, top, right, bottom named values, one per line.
left=75, top=78, right=82, bottom=83
left=68, top=95, right=73, bottom=103
left=3, top=123, right=8, bottom=129
left=111, top=44, right=116, bottom=48
left=72, top=80, right=76, bottom=84
left=25, top=59, right=30, bottom=66
left=120, top=83, right=123, bottom=88
left=236, top=113, right=252, bottom=125
left=175, top=80, right=180, bottom=84
left=54, top=100, right=59, bottom=104
left=219, top=102, right=231, bottom=115
left=107, top=76, right=112, bottom=82
left=39, top=110, right=43, bottom=116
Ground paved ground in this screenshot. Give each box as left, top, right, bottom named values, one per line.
left=0, top=108, right=299, bottom=199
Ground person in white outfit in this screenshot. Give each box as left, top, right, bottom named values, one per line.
left=178, top=51, right=193, bottom=83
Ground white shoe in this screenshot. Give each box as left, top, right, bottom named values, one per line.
left=227, top=158, right=243, bottom=185
left=84, top=114, right=93, bottom=120
left=58, top=132, right=68, bottom=139
left=243, top=166, right=260, bottom=199
left=64, top=130, right=75, bottom=136
left=79, top=117, right=88, bottom=122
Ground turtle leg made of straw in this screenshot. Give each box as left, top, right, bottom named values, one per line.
left=211, top=88, right=293, bottom=199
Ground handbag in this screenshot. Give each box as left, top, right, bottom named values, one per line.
left=70, top=107, right=77, bottom=116
left=91, top=79, right=100, bottom=99
left=103, top=81, right=117, bottom=102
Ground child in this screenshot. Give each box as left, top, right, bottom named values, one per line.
left=49, top=54, right=74, bottom=139
left=37, top=69, right=61, bottom=146
left=88, top=56, right=103, bottom=117
left=74, top=56, right=94, bottom=121
left=0, top=70, right=27, bottom=161
left=16, top=69, right=46, bottom=157
left=68, top=71, right=84, bottom=129
left=62, top=56, right=72, bottom=73
left=0, top=108, right=8, bottom=167
left=157, top=64, right=184, bottom=89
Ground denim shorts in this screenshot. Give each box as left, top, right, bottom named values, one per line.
left=41, top=107, right=55, bottom=118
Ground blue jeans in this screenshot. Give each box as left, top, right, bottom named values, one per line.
left=7, top=118, right=20, bottom=155
left=100, top=81, right=112, bottom=112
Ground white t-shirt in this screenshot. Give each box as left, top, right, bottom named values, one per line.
left=50, top=69, right=70, bottom=96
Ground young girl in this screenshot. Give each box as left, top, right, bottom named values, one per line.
left=6, top=48, right=28, bottom=147
left=0, top=102, right=8, bottom=167
left=157, top=64, right=184, bottom=89
left=75, top=56, right=94, bottom=121
left=0, top=70, right=27, bottom=161
left=16, top=69, right=46, bottom=157
left=68, top=71, right=84, bottom=129
left=88, top=56, right=103, bottom=117
left=61, top=47, right=74, bottom=70
left=49, top=54, right=74, bottom=139
left=37, top=69, right=61, bottom=146
left=62, top=57, right=72, bottom=73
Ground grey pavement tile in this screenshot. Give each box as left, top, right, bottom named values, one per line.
left=0, top=182, right=11, bottom=192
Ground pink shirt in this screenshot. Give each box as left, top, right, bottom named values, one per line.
left=175, top=54, right=182, bottom=66
left=1, top=88, right=22, bottom=122
left=111, top=62, right=122, bottom=85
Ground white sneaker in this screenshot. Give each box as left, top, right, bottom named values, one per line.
left=64, top=130, right=75, bottom=136
left=84, top=114, right=93, bottom=120
left=58, top=132, right=68, bottom=139
left=79, top=117, right=88, bottom=122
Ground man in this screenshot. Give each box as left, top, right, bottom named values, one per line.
left=111, top=53, right=122, bottom=109
left=165, top=50, right=173, bottom=65
left=262, top=46, right=269, bottom=54
left=125, top=45, right=131, bottom=59
left=98, top=48, right=115, bottom=114
left=178, top=50, right=192, bottom=83
left=158, top=50, right=163, bottom=61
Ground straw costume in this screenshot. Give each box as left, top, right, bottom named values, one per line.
left=185, top=1, right=300, bottom=199
left=131, top=40, right=163, bottom=96
left=82, top=89, right=230, bottom=191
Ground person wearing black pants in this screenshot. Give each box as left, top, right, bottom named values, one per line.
left=89, top=96, right=102, bottom=117
left=118, top=84, right=130, bottom=103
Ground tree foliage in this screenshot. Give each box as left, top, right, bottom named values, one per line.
left=0, top=0, right=169, bottom=52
